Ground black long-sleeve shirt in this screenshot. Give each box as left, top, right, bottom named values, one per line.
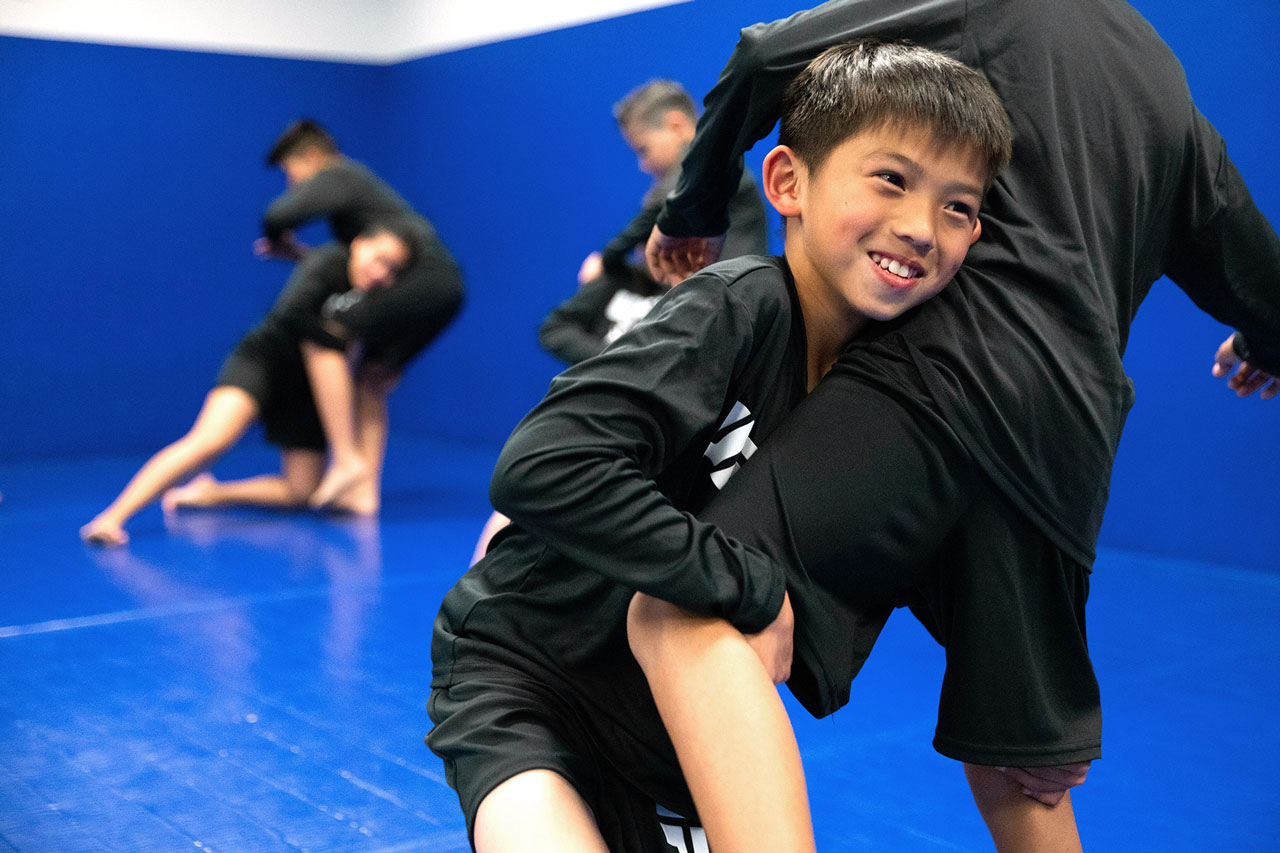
left=247, top=243, right=399, bottom=357
left=262, top=156, right=419, bottom=246
left=537, top=267, right=670, bottom=365
left=657, top=0, right=1280, bottom=564
left=434, top=258, right=808, bottom=801
left=601, top=167, right=767, bottom=273
left=261, top=157, right=465, bottom=370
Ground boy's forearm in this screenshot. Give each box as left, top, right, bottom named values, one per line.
left=261, top=168, right=350, bottom=241
left=490, top=414, right=787, bottom=631
left=602, top=205, right=661, bottom=268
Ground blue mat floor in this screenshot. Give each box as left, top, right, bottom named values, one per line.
left=1, top=437, right=1276, bottom=851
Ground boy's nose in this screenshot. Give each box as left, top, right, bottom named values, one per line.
left=892, top=205, right=935, bottom=254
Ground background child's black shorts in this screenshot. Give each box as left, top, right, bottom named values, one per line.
left=427, top=666, right=682, bottom=853
left=216, top=332, right=327, bottom=452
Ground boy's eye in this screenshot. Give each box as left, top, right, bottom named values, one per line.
left=945, top=201, right=978, bottom=220
left=875, top=171, right=906, bottom=188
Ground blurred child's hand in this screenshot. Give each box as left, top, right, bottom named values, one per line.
left=645, top=225, right=725, bottom=285
left=744, top=592, right=794, bottom=685
left=253, top=231, right=309, bottom=261
left=577, top=252, right=604, bottom=286
left=1212, top=333, right=1278, bottom=399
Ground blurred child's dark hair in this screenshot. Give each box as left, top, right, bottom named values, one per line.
left=779, top=39, right=1012, bottom=187
left=613, top=80, right=697, bottom=130
left=266, top=119, right=339, bottom=167
left=356, top=217, right=425, bottom=269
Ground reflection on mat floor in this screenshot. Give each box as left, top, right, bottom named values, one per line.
left=1, top=438, right=1276, bottom=851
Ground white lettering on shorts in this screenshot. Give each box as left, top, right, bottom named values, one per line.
left=656, top=805, right=710, bottom=853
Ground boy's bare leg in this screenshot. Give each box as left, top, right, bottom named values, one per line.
left=331, top=378, right=388, bottom=516
left=162, top=450, right=325, bottom=511
left=473, top=769, right=608, bottom=853
left=301, top=341, right=368, bottom=508
left=964, top=763, right=1083, bottom=853
left=81, top=387, right=258, bottom=546
left=628, top=593, right=815, bottom=853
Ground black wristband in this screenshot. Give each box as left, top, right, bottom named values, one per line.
left=1231, top=331, right=1253, bottom=363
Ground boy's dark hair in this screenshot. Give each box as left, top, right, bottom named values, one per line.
left=779, top=39, right=1012, bottom=186
left=613, top=79, right=697, bottom=130
left=266, top=119, right=339, bottom=167
left=356, top=217, right=425, bottom=269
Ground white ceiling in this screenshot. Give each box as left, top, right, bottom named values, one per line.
left=0, top=0, right=692, bottom=63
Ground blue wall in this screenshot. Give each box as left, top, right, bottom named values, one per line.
left=0, top=36, right=396, bottom=457
left=2, top=0, right=1276, bottom=570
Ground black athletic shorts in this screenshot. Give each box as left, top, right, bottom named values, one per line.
left=215, top=331, right=327, bottom=452
left=701, top=338, right=1103, bottom=767
left=427, top=664, right=685, bottom=853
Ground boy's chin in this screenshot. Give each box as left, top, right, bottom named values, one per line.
left=863, top=297, right=923, bottom=322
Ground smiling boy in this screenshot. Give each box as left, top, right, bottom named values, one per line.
left=427, top=40, right=1011, bottom=853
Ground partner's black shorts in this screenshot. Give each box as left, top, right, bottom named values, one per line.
left=702, top=345, right=1102, bottom=767
left=216, top=331, right=326, bottom=452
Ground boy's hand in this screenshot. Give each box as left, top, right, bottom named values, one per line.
left=744, top=591, right=794, bottom=685
left=1212, top=333, right=1278, bottom=399
left=577, top=252, right=604, bottom=286
left=996, top=762, right=1091, bottom=806
left=253, top=231, right=309, bottom=261
left=645, top=225, right=725, bottom=285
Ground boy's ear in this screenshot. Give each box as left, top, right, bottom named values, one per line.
left=665, top=110, right=695, bottom=137
left=968, top=217, right=982, bottom=246
left=762, top=145, right=803, bottom=217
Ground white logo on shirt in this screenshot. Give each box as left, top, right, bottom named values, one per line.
left=322, top=289, right=364, bottom=319
left=704, top=401, right=757, bottom=490
left=602, top=290, right=663, bottom=344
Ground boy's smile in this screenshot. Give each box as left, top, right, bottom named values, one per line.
left=779, top=123, right=987, bottom=328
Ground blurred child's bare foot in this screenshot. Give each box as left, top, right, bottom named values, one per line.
left=162, top=473, right=218, bottom=513
left=332, top=476, right=379, bottom=516
left=81, top=517, right=128, bottom=547
left=308, top=459, right=367, bottom=509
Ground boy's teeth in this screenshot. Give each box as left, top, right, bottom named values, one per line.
left=873, top=253, right=915, bottom=279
